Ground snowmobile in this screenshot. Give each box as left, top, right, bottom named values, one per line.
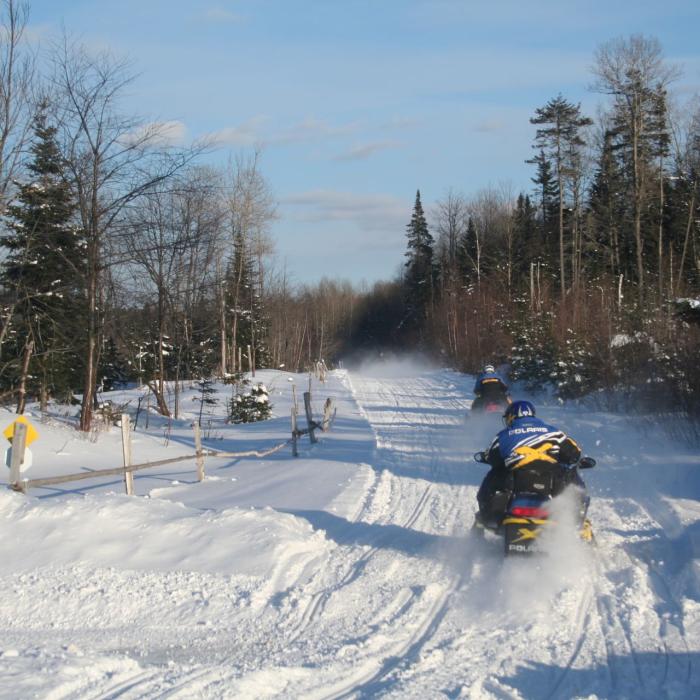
left=470, top=395, right=511, bottom=415
left=472, top=452, right=596, bottom=555
left=468, top=390, right=511, bottom=424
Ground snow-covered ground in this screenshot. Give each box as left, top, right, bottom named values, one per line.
left=1, top=362, right=699, bottom=699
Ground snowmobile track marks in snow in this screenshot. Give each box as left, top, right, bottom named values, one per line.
left=286, top=480, right=437, bottom=645
left=544, top=585, right=597, bottom=700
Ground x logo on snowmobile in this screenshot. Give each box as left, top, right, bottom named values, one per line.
left=513, top=442, right=557, bottom=468
left=512, top=527, right=539, bottom=543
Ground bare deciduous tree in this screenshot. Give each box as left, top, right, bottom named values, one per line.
left=0, top=0, right=35, bottom=356
left=0, top=0, right=34, bottom=210
left=122, top=167, right=225, bottom=415
left=592, top=35, right=680, bottom=300
left=50, top=36, right=198, bottom=430
left=221, top=149, right=276, bottom=374
left=433, top=189, right=469, bottom=269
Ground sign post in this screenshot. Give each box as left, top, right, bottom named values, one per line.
left=3, top=416, right=39, bottom=446
left=8, top=421, right=28, bottom=492
left=121, top=414, right=134, bottom=496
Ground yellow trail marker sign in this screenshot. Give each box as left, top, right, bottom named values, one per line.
left=3, top=416, right=39, bottom=446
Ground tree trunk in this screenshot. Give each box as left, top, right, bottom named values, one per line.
left=658, top=154, right=664, bottom=298
left=632, top=102, right=645, bottom=302
left=147, top=382, right=171, bottom=417
left=557, top=135, right=566, bottom=298
left=219, top=286, right=227, bottom=376
left=0, top=303, right=15, bottom=358
left=16, top=338, right=34, bottom=414
left=676, top=186, right=697, bottom=294
left=79, top=248, right=98, bottom=431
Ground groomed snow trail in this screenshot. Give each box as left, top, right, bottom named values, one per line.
left=1, top=366, right=699, bottom=699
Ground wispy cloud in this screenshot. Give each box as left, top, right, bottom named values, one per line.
left=379, top=116, right=422, bottom=131
left=206, top=117, right=361, bottom=148
left=24, top=23, right=54, bottom=45
left=269, top=118, right=360, bottom=146
left=333, top=141, right=401, bottom=162
left=202, top=7, right=242, bottom=23
left=122, top=120, right=187, bottom=147
left=281, top=190, right=409, bottom=247
left=208, top=116, right=269, bottom=146
left=473, top=120, right=506, bottom=133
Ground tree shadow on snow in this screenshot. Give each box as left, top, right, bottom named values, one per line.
left=496, top=652, right=700, bottom=700
left=613, top=520, right=700, bottom=603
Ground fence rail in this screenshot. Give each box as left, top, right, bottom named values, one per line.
left=8, top=392, right=335, bottom=496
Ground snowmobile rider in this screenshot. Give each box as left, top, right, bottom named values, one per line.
left=475, top=400, right=582, bottom=526
left=471, top=364, right=511, bottom=411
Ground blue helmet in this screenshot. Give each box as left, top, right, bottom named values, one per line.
left=504, top=400, right=536, bottom=427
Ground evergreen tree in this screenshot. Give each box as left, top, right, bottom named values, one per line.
left=404, top=190, right=434, bottom=325
left=456, top=216, right=478, bottom=286
left=228, top=380, right=271, bottom=423
left=667, top=109, right=700, bottom=292
left=527, top=148, right=558, bottom=268
left=226, top=228, right=271, bottom=371
left=1, top=107, right=86, bottom=408
left=529, top=95, right=592, bottom=296
left=98, top=337, right=132, bottom=391
left=648, top=87, right=672, bottom=294
left=512, top=193, right=539, bottom=278
left=195, top=378, right=218, bottom=426
left=588, top=128, right=628, bottom=276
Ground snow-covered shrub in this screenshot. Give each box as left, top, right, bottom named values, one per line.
left=549, top=330, right=603, bottom=400
left=509, top=312, right=557, bottom=391
left=228, top=381, right=272, bottom=423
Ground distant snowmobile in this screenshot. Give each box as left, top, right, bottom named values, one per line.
left=472, top=452, right=596, bottom=555
left=470, top=395, right=511, bottom=415
left=470, top=365, right=511, bottom=417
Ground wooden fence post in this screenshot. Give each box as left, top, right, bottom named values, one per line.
left=193, top=422, right=205, bottom=481
left=322, top=398, right=333, bottom=432
left=303, top=391, right=318, bottom=444
left=9, top=421, right=28, bottom=493
left=291, top=407, right=298, bottom=457
left=121, top=414, right=134, bottom=496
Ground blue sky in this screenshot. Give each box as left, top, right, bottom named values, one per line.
left=28, top=0, right=700, bottom=286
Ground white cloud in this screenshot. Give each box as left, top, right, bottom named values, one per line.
left=121, top=120, right=187, bottom=147
left=333, top=141, right=401, bottom=161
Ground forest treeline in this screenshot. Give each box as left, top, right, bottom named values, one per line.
left=371, top=34, right=700, bottom=435
left=0, top=0, right=698, bottom=433
left=276, top=35, right=700, bottom=432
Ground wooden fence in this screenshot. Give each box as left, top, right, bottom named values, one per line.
left=8, top=391, right=336, bottom=496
